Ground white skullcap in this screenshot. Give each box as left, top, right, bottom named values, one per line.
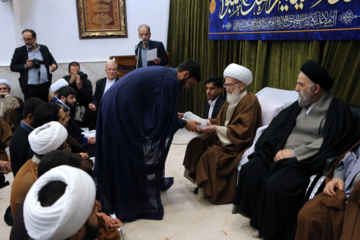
left=223, top=63, right=253, bottom=86
left=24, top=165, right=96, bottom=240
left=29, top=121, right=68, bottom=155
left=0, top=79, right=11, bottom=91
left=50, top=78, right=69, bottom=93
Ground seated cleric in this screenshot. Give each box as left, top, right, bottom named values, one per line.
left=232, top=60, right=358, bottom=239
left=183, top=63, right=262, bottom=204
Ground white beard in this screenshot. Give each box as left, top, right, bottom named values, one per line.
left=226, top=87, right=241, bottom=105
left=297, top=87, right=315, bottom=107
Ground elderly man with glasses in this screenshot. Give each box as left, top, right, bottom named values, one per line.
left=183, top=63, right=262, bottom=204
left=10, top=29, right=58, bottom=102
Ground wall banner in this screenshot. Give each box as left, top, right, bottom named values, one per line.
left=209, top=0, right=360, bottom=40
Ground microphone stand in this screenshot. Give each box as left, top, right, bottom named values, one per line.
left=135, top=40, right=142, bottom=69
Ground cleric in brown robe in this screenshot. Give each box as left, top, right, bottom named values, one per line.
left=183, top=63, right=262, bottom=204
left=296, top=139, right=360, bottom=240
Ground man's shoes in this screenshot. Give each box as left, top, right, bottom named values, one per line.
left=4, top=205, right=13, bottom=226
left=0, top=180, right=9, bottom=188
left=160, top=177, right=174, bottom=191
left=193, top=187, right=198, bottom=194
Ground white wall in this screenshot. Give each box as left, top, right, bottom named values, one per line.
left=0, top=0, right=170, bottom=65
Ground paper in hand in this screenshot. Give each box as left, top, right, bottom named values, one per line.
left=147, top=48, right=157, bottom=61
left=182, top=111, right=208, bottom=129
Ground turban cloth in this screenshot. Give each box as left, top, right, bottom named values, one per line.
left=300, top=60, right=334, bottom=91
left=50, top=78, right=69, bottom=93
left=0, top=79, right=11, bottom=91
left=29, top=121, right=68, bottom=155
left=223, top=63, right=253, bottom=86
left=24, top=165, right=96, bottom=240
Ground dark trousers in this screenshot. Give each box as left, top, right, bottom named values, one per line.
left=25, top=83, right=49, bottom=103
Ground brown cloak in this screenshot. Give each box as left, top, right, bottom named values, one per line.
left=296, top=140, right=360, bottom=240
left=183, top=91, right=261, bottom=204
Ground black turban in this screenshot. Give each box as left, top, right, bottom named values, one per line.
left=300, top=60, right=333, bottom=91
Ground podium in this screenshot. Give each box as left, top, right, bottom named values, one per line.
left=109, top=52, right=170, bottom=78
left=109, top=55, right=137, bottom=78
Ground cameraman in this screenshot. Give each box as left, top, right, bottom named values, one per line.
left=10, top=29, right=58, bottom=102
left=63, top=62, right=95, bottom=129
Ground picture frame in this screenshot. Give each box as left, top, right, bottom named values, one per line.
left=76, top=0, right=127, bottom=39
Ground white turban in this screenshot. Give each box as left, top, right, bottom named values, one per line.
left=29, top=121, right=68, bottom=155
left=223, top=63, right=253, bottom=86
left=0, top=79, right=11, bottom=91
left=24, top=165, right=96, bottom=240
left=50, top=78, right=69, bottom=93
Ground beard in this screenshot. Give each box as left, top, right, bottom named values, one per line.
left=81, top=219, right=98, bottom=240
left=226, top=87, right=241, bottom=104
left=65, top=100, right=75, bottom=108
left=179, top=77, right=189, bottom=89
left=297, top=86, right=315, bottom=107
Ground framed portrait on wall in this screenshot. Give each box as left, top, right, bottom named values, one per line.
left=76, top=0, right=127, bottom=39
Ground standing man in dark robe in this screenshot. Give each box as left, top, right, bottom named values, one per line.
left=183, top=63, right=262, bottom=204
left=232, top=60, right=358, bottom=240
left=95, top=59, right=201, bottom=222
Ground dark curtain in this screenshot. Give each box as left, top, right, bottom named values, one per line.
left=167, top=0, right=360, bottom=116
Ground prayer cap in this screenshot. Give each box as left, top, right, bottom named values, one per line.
left=50, top=78, right=69, bottom=93
left=24, top=165, right=96, bottom=240
left=0, top=79, right=11, bottom=91
left=300, top=60, right=333, bottom=91
left=29, top=121, right=68, bottom=155
left=223, top=63, right=253, bottom=86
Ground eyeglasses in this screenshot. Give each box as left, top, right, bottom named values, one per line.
left=223, top=82, right=240, bottom=88
left=22, top=38, right=34, bottom=42
left=0, top=87, right=8, bottom=90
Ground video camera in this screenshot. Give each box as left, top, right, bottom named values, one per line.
left=77, top=71, right=88, bottom=81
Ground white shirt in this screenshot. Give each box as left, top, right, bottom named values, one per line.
left=207, top=95, right=220, bottom=119
left=104, top=78, right=116, bottom=94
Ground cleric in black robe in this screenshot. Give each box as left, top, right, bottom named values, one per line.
left=232, top=60, right=359, bottom=240
left=94, top=60, right=201, bottom=222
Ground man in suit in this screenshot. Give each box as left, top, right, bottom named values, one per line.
left=204, top=76, right=226, bottom=119
left=62, top=62, right=95, bottom=129
left=89, top=61, right=119, bottom=112
left=10, top=29, right=58, bottom=102
left=135, top=24, right=168, bottom=68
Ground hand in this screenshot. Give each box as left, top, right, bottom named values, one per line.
left=26, top=59, right=34, bottom=69
left=323, top=178, right=344, bottom=197
left=95, top=200, right=102, bottom=212
left=184, top=120, right=201, bottom=133
left=153, top=57, right=161, bottom=65
left=97, top=212, right=124, bottom=228
left=88, top=103, right=96, bottom=111
left=87, top=137, right=96, bottom=144
left=76, top=75, right=83, bottom=89
left=78, top=152, right=89, bottom=160
left=0, top=91, right=9, bottom=98
left=178, top=112, right=184, bottom=118
left=0, top=160, right=11, bottom=172
left=69, top=72, right=78, bottom=84
left=201, top=122, right=216, bottom=135
left=50, top=64, right=57, bottom=72
left=273, top=149, right=294, bottom=162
